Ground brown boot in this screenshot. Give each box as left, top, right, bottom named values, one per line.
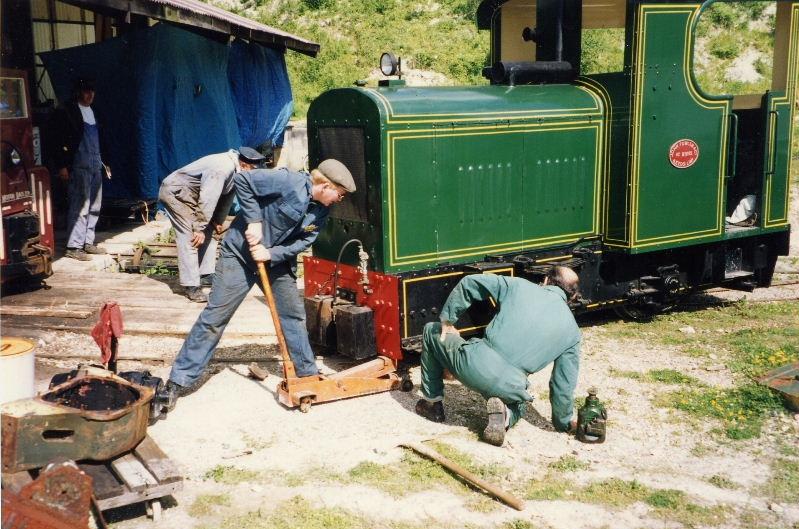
left=482, top=397, right=507, bottom=446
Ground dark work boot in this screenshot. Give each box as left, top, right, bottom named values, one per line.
left=482, top=397, right=507, bottom=446
left=415, top=399, right=445, bottom=423
left=185, top=286, right=208, bottom=303
left=158, top=380, right=183, bottom=413
left=65, top=248, right=92, bottom=261
left=83, top=243, right=107, bottom=254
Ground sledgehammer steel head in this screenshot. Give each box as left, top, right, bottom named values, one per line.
left=248, top=363, right=268, bottom=381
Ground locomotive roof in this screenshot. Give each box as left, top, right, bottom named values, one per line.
left=359, top=84, right=602, bottom=120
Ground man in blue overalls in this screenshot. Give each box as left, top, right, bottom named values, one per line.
left=161, top=159, right=356, bottom=410
left=53, top=78, right=110, bottom=261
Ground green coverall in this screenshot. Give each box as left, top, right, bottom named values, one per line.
left=421, top=274, right=581, bottom=431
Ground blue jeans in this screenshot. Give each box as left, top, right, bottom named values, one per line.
left=66, top=164, right=102, bottom=249
left=169, top=246, right=319, bottom=385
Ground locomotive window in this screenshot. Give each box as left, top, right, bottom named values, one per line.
left=0, top=78, right=28, bottom=119
left=581, top=28, right=625, bottom=74
left=693, top=2, right=776, bottom=97
left=317, top=127, right=368, bottom=223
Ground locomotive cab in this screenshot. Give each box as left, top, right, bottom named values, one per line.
left=304, top=0, right=796, bottom=359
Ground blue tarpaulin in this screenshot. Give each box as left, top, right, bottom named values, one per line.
left=40, top=23, right=293, bottom=200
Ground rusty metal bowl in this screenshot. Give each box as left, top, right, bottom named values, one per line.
left=1, top=369, right=153, bottom=473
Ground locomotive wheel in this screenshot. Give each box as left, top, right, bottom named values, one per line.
left=614, top=302, right=675, bottom=322
left=613, top=304, right=655, bottom=322
left=400, top=377, right=414, bottom=392
left=299, top=396, right=313, bottom=413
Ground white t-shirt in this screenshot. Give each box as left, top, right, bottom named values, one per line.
left=78, top=104, right=96, bottom=125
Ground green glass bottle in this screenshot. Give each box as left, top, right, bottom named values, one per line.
left=576, top=387, right=607, bottom=443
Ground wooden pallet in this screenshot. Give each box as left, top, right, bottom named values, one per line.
left=2, top=435, right=182, bottom=522
left=82, top=435, right=182, bottom=520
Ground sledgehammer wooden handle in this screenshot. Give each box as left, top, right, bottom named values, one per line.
left=256, top=261, right=296, bottom=379
left=401, top=442, right=524, bottom=511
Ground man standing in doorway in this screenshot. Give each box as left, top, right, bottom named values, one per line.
left=53, top=78, right=110, bottom=261
left=158, top=147, right=266, bottom=302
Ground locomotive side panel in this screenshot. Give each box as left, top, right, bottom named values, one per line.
left=379, top=85, right=605, bottom=273
left=627, top=5, right=730, bottom=251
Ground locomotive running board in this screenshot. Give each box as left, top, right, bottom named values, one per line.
left=277, top=356, right=400, bottom=411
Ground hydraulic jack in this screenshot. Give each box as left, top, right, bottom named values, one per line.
left=256, top=262, right=400, bottom=412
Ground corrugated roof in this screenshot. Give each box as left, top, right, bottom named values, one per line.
left=60, top=0, right=319, bottom=56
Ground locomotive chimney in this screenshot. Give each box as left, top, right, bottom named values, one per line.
left=487, top=0, right=583, bottom=85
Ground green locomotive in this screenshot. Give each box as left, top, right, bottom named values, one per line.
left=302, top=0, right=797, bottom=363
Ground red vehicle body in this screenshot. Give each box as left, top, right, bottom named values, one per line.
left=1, top=69, right=53, bottom=285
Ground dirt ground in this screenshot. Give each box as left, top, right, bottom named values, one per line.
left=25, top=283, right=798, bottom=529
left=14, top=182, right=799, bottom=529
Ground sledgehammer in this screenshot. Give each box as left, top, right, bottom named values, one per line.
left=400, top=442, right=524, bottom=511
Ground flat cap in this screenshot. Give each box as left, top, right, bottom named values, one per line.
left=317, top=159, right=356, bottom=193
left=238, top=146, right=266, bottom=166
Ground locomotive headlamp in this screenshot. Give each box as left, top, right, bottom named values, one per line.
left=380, top=52, right=399, bottom=77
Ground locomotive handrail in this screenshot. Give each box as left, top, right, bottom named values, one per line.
left=727, top=113, right=738, bottom=180
left=765, top=110, right=779, bottom=177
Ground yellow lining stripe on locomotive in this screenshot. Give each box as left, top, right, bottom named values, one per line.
left=628, top=5, right=727, bottom=248
left=576, top=77, right=616, bottom=241
left=386, top=122, right=602, bottom=266
left=401, top=268, right=514, bottom=338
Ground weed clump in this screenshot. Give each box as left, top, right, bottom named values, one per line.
left=204, top=465, right=260, bottom=484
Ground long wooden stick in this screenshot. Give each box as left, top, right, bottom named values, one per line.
left=256, top=262, right=296, bottom=379
left=401, top=442, right=524, bottom=511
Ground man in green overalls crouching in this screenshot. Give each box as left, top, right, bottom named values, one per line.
left=415, top=267, right=581, bottom=446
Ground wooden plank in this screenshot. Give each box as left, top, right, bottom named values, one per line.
left=95, top=480, right=182, bottom=511
left=133, top=436, right=182, bottom=484
left=79, top=462, right=125, bottom=500
left=0, top=306, right=92, bottom=319
left=110, top=453, right=158, bottom=491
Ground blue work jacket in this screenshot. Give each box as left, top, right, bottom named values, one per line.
left=224, top=168, right=329, bottom=273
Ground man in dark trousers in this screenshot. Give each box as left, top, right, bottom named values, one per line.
left=52, top=78, right=110, bottom=261
left=158, top=147, right=265, bottom=302
left=161, top=159, right=356, bottom=409
left=415, top=267, right=581, bottom=446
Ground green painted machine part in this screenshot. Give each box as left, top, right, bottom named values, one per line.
left=576, top=387, right=607, bottom=444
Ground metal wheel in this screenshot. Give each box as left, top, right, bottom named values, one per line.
left=299, top=396, right=313, bottom=413
left=613, top=304, right=655, bottom=322
left=400, top=377, right=414, bottom=392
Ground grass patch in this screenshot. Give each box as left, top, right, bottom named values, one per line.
left=605, top=300, right=798, bottom=439
left=657, top=383, right=783, bottom=440
left=575, top=478, right=649, bottom=507
left=188, top=493, right=230, bottom=518
left=647, top=369, right=702, bottom=385
left=548, top=455, right=590, bottom=473
left=707, top=474, right=738, bottom=490
left=344, top=441, right=511, bottom=511
left=204, top=465, right=260, bottom=484
left=647, top=489, right=729, bottom=527
left=610, top=368, right=703, bottom=386
left=211, top=496, right=450, bottom=529
left=501, top=521, right=541, bottom=529
left=523, top=477, right=572, bottom=501
left=761, top=458, right=799, bottom=503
